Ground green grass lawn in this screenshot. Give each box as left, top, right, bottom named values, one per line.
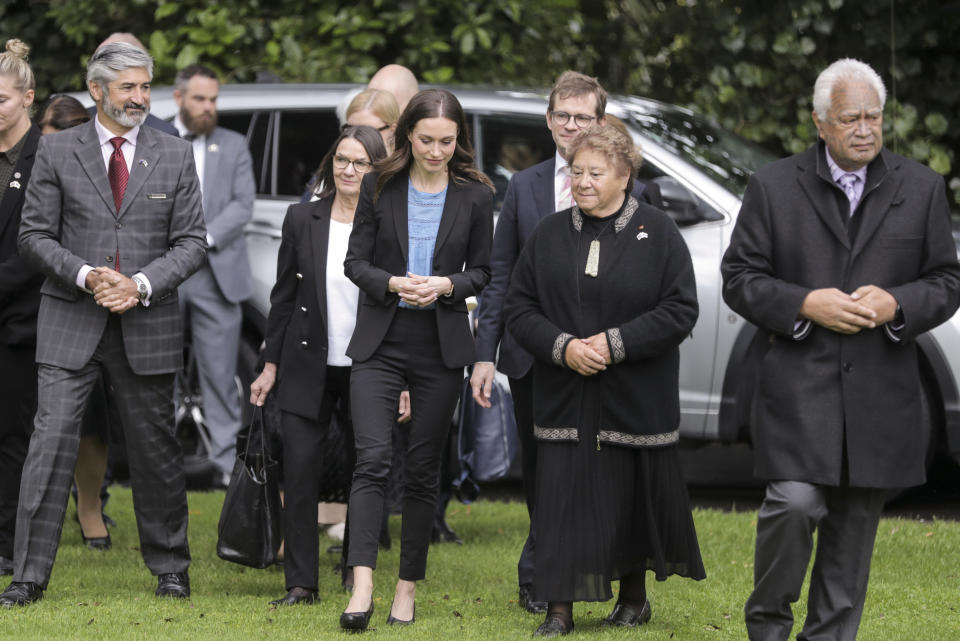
left=0, top=488, right=957, bottom=640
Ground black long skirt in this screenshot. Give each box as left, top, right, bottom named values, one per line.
left=532, top=380, right=706, bottom=603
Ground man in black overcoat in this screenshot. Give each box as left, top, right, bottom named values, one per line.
left=721, top=58, right=960, bottom=641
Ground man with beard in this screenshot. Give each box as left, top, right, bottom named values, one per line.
left=173, top=64, right=254, bottom=486
left=0, top=42, right=206, bottom=606
left=88, top=33, right=179, bottom=138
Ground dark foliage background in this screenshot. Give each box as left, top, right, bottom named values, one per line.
left=3, top=0, right=956, bottom=205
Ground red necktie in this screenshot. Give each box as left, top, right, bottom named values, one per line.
left=108, top=137, right=128, bottom=270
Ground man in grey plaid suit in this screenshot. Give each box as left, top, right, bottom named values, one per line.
left=0, top=43, right=206, bottom=607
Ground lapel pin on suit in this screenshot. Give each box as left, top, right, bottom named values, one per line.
left=9, top=180, right=20, bottom=190
left=207, top=143, right=219, bottom=153
left=139, top=159, right=149, bottom=168
left=636, top=224, right=648, bottom=240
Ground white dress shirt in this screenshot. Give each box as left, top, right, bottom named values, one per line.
left=75, top=116, right=152, bottom=302
left=553, top=151, right=572, bottom=212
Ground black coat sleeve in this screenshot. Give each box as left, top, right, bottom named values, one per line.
left=504, top=223, right=573, bottom=367
left=614, top=222, right=699, bottom=361
left=720, top=173, right=811, bottom=335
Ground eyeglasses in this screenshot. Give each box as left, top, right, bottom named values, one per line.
left=550, top=111, right=597, bottom=128
left=341, top=123, right=392, bottom=133
left=333, top=155, right=373, bottom=173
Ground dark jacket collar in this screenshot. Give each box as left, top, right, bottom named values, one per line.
left=570, top=195, right=639, bottom=233
left=797, top=141, right=894, bottom=251
left=0, top=124, right=41, bottom=239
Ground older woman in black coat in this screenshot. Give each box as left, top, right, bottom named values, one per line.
left=505, top=124, right=705, bottom=637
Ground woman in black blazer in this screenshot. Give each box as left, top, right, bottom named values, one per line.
left=340, top=89, right=494, bottom=630
left=0, top=38, right=41, bottom=576
left=249, top=126, right=388, bottom=606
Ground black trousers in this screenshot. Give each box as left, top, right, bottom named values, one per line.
left=508, top=372, right=537, bottom=589
left=280, top=365, right=351, bottom=591
left=0, top=343, right=38, bottom=560
left=347, top=310, right=462, bottom=581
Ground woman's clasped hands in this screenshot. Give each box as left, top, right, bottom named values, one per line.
left=564, top=333, right=612, bottom=376
left=390, top=272, right=453, bottom=307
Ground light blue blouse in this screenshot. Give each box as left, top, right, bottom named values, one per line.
left=399, top=179, right=447, bottom=310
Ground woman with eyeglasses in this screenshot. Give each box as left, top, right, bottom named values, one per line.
left=339, top=88, right=493, bottom=630
left=250, top=125, right=393, bottom=606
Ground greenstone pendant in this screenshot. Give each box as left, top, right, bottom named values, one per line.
left=585, top=239, right=600, bottom=277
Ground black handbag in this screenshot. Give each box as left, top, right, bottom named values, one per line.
left=453, top=374, right=519, bottom=502
left=216, top=405, right=283, bottom=568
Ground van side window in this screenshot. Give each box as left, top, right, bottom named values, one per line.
left=638, top=162, right=724, bottom=227
left=276, top=110, right=341, bottom=197
left=476, top=115, right=554, bottom=215
left=219, top=111, right=271, bottom=195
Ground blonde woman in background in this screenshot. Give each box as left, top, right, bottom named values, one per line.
left=344, top=88, right=400, bottom=154
left=0, top=37, right=40, bottom=582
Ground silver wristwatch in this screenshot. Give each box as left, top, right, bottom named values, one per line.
left=132, top=274, right=148, bottom=302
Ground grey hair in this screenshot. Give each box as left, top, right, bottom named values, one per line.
left=813, top=58, right=886, bottom=119
left=86, top=42, right=154, bottom=89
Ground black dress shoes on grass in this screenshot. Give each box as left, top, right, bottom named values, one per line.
left=602, top=600, right=652, bottom=627
left=533, top=615, right=573, bottom=637
left=81, top=530, right=111, bottom=551
left=0, top=581, right=43, bottom=607
left=340, top=601, right=375, bottom=631
left=269, top=587, right=319, bottom=606
left=430, top=517, right=463, bottom=545
left=386, top=601, right=415, bottom=625
left=155, top=572, right=190, bottom=598
left=518, top=584, right=548, bottom=614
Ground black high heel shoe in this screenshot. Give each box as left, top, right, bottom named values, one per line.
left=386, top=600, right=415, bottom=625
left=81, top=528, right=111, bottom=551
left=340, top=601, right=375, bottom=631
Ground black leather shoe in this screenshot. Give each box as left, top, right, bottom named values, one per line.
left=0, top=556, right=13, bottom=576
left=269, top=587, right=319, bottom=606
left=386, top=601, right=415, bottom=625
left=431, top=518, right=463, bottom=545
left=0, top=582, right=44, bottom=607
left=81, top=530, right=111, bottom=551
left=534, top=615, right=573, bottom=637
left=340, top=601, right=374, bottom=631
left=602, top=600, right=652, bottom=627
left=155, top=572, right=190, bottom=598
left=518, top=584, right=547, bottom=614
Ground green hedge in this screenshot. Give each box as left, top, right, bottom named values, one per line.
left=3, top=0, right=957, bottom=207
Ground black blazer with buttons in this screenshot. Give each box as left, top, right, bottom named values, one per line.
left=345, top=171, right=494, bottom=368
left=263, top=198, right=337, bottom=419
left=0, top=125, right=43, bottom=347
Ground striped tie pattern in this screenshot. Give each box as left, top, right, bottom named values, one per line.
left=108, top=137, right=128, bottom=270
left=558, top=168, right=573, bottom=210
left=837, top=172, right=861, bottom=216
